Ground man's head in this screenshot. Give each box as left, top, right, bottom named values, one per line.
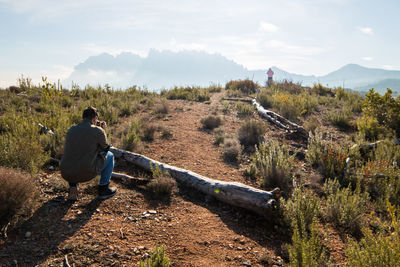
left=82, top=106, right=98, bottom=121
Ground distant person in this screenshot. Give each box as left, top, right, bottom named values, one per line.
left=267, top=68, right=274, bottom=87
left=60, top=106, right=117, bottom=201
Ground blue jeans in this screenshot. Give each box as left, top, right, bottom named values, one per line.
left=99, top=151, right=114, bottom=186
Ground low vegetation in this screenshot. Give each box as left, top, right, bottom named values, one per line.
left=3, top=77, right=400, bottom=265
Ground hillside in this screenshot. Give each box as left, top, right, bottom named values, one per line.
left=65, top=50, right=400, bottom=93
left=1, top=81, right=400, bottom=266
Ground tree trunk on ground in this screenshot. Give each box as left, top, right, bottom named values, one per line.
left=253, top=99, right=308, bottom=139
left=110, top=147, right=280, bottom=216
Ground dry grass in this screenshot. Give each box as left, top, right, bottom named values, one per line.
left=0, top=167, right=38, bottom=229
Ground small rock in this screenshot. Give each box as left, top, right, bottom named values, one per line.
left=109, top=246, right=114, bottom=250
left=237, top=247, right=243, bottom=251
left=148, top=210, right=157, bottom=214
left=228, top=244, right=234, bottom=249
left=25, top=231, right=31, bottom=238
left=154, top=218, right=160, bottom=222
left=138, top=246, right=146, bottom=250
left=142, top=253, right=150, bottom=259
left=13, top=260, right=17, bottom=265
left=48, top=166, right=55, bottom=171
left=242, top=261, right=251, bottom=267
left=128, top=217, right=137, bottom=222
left=225, top=256, right=232, bottom=261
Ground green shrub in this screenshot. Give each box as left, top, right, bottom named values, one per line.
left=236, top=103, right=254, bottom=117
left=311, top=83, right=332, bottom=96
left=213, top=127, right=225, bottom=146
left=237, top=120, right=266, bottom=148
left=122, top=119, right=141, bottom=151
left=146, top=165, right=176, bottom=199
left=282, top=188, right=321, bottom=233
left=222, top=138, right=241, bottom=163
left=346, top=202, right=400, bottom=266
left=257, top=90, right=273, bottom=109
left=306, top=129, right=324, bottom=167
left=362, top=88, right=400, bottom=137
left=328, top=109, right=353, bottom=130
left=324, top=179, right=369, bottom=235
left=225, top=79, right=258, bottom=95
left=221, top=101, right=232, bottom=114
left=0, top=167, right=38, bottom=228
left=287, top=221, right=327, bottom=267
left=207, top=84, right=222, bottom=93
left=248, top=140, right=294, bottom=191
left=283, top=188, right=325, bottom=266
left=139, top=244, right=170, bottom=267
left=163, top=86, right=210, bottom=102
left=118, top=101, right=138, bottom=117
left=357, top=115, right=386, bottom=141
left=200, top=116, right=223, bottom=130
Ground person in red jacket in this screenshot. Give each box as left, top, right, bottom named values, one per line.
left=267, top=68, right=274, bottom=87
left=60, top=106, right=117, bottom=201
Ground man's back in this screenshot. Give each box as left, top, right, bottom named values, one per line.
left=60, top=119, right=109, bottom=183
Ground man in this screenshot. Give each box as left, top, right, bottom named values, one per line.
left=60, top=106, right=117, bottom=201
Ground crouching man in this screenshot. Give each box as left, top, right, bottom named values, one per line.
left=60, top=106, right=117, bottom=201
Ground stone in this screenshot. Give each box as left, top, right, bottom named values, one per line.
left=25, top=232, right=31, bottom=238
left=148, top=210, right=157, bottom=214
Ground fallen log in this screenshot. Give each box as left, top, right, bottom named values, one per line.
left=253, top=99, right=308, bottom=138
left=110, top=147, right=280, bottom=216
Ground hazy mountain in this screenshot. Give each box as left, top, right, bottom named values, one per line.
left=65, top=50, right=400, bottom=93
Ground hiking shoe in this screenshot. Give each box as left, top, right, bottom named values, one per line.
left=68, top=186, right=78, bottom=201
left=98, top=183, right=117, bottom=200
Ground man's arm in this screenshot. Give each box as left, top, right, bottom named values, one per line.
left=97, top=128, right=111, bottom=152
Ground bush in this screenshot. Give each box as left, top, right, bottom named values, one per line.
left=248, top=140, right=294, bottom=192
left=306, top=129, right=324, bottom=167
left=0, top=167, right=37, bottom=228
left=311, top=83, right=332, bottom=96
left=222, top=138, right=240, bottom=163
left=225, top=79, right=258, bottom=95
left=328, top=109, right=353, bottom=130
left=324, top=179, right=369, bottom=235
left=257, top=90, right=273, bottom=109
left=213, top=127, right=225, bottom=146
left=236, top=103, right=254, bottom=117
left=142, top=124, right=157, bottom=142
left=346, top=202, right=400, bottom=266
left=282, top=188, right=321, bottom=233
left=200, top=116, right=223, bottom=130
left=160, top=127, right=173, bottom=139
left=357, top=115, right=386, bottom=141
left=154, top=100, right=169, bottom=115
left=122, top=119, right=141, bottom=151
left=238, top=120, right=266, bottom=148
left=283, top=188, right=325, bottom=266
left=362, top=88, right=400, bottom=137
left=163, top=86, right=210, bottom=102
left=139, top=244, right=170, bottom=267
left=146, top=165, right=176, bottom=199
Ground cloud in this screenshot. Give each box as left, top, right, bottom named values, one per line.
left=259, top=21, right=279, bottom=32
left=362, top=56, right=373, bottom=61
left=80, top=43, right=148, bottom=57
left=265, top=40, right=325, bottom=56
left=358, top=27, right=374, bottom=35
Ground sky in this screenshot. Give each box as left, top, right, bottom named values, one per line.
left=0, top=0, right=399, bottom=87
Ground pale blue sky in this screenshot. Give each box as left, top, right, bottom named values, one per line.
left=0, top=0, right=399, bottom=87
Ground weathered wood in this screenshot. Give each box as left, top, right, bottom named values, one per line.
left=111, top=172, right=150, bottom=185
left=222, top=97, right=253, bottom=103
left=253, top=99, right=308, bottom=138
left=110, top=147, right=280, bottom=216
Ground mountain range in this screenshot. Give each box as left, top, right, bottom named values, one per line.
left=65, top=50, right=400, bottom=93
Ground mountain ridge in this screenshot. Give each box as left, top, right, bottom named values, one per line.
left=65, top=50, right=400, bottom=92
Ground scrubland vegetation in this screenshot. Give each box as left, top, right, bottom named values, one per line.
left=2, top=75, right=400, bottom=265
